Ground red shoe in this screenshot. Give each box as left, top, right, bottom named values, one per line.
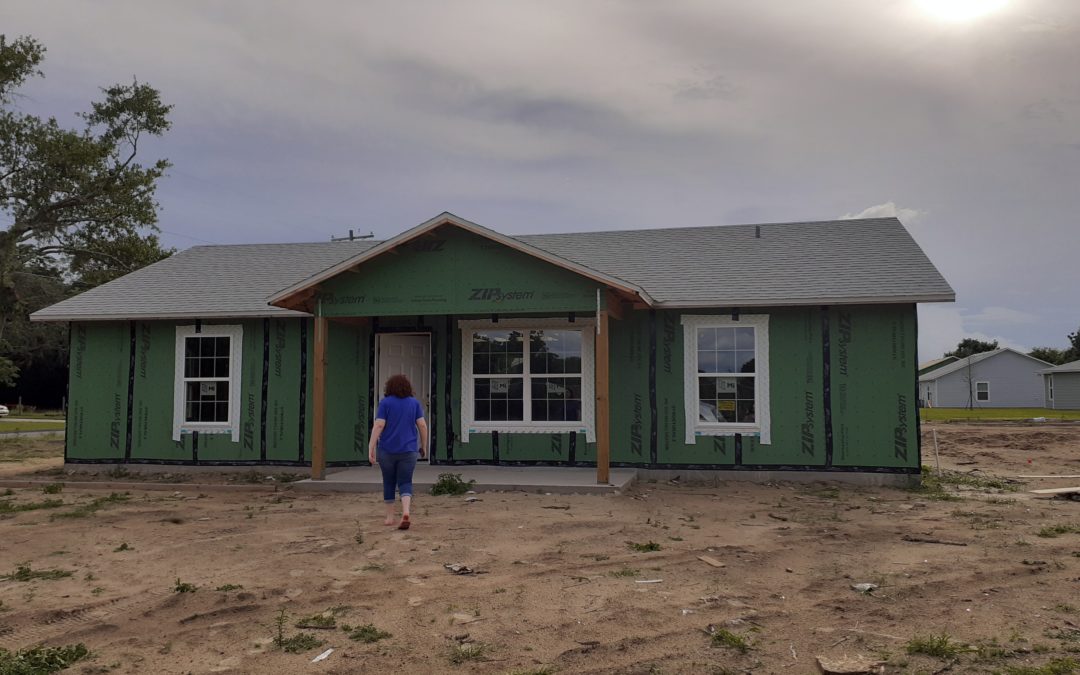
left=397, top=515, right=411, bottom=530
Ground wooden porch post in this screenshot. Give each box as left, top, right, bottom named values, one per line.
left=595, top=309, right=610, bottom=484
left=311, top=315, right=328, bottom=480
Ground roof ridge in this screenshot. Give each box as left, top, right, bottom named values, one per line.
left=514, top=217, right=901, bottom=238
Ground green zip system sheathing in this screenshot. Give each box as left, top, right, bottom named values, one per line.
left=317, top=227, right=602, bottom=317
left=66, top=303, right=918, bottom=472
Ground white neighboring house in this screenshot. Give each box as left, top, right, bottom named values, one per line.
left=1039, top=359, right=1080, bottom=410
left=918, top=348, right=1052, bottom=408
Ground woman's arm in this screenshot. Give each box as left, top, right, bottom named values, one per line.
left=368, top=419, right=386, bottom=464
left=416, top=418, right=429, bottom=459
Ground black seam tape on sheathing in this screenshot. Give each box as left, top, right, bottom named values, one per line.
left=192, top=430, right=199, bottom=462
left=430, top=329, right=438, bottom=461
left=125, top=321, right=136, bottom=461
left=368, top=318, right=377, bottom=464
left=64, top=323, right=72, bottom=462
left=913, top=304, right=923, bottom=470
left=261, top=319, right=270, bottom=461
left=821, top=306, right=834, bottom=468
left=491, top=313, right=498, bottom=324
left=492, top=430, right=500, bottom=464
left=731, top=308, right=740, bottom=322
left=648, top=310, right=658, bottom=464
left=298, top=318, right=307, bottom=463
left=445, top=315, right=454, bottom=460
left=568, top=431, right=577, bottom=464
left=195, top=319, right=201, bottom=334
left=734, top=433, right=743, bottom=465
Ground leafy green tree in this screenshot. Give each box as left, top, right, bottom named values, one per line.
left=1066, top=325, right=1080, bottom=363
left=1028, top=346, right=1068, bottom=365
left=945, top=338, right=998, bottom=360
left=0, top=34, right=172, bottom=386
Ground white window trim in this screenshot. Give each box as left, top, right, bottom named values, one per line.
left=1048, top=374, right=1054, bottom=401
left=459, top=318, right=595, bottom=443
left=172, top=324, right=243, bottom=442
left=975, top=380, right=990, bottom=402
left=681, top=314, right=771, bottom=445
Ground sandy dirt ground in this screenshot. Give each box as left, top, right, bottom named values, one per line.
left=1, top=424, right=1079, bottom=674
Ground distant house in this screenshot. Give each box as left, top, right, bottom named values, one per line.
left=1039, top=359, right=1080, bottom=410
left=918, top=356, right=959, bottom=377
left=918, top=348, right=1051, bottom=408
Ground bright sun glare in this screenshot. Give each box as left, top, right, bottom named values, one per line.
left=917, top=0, right=1008, bottom=22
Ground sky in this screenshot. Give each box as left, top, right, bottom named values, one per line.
left=2, top=0, right=1078, bottom=361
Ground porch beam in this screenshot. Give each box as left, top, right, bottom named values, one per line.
left=311, top=315, right=328, bottom=480
left=605, top=290, right=627, bottom=321
left=595, top=309, right=611, bottom=484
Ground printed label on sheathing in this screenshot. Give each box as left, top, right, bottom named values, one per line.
left=662, top=314, right=676, bottom=375
left=630, top=393, right=644, bottom=457
left=467, top=288, right=535, bottom=302
left=835, top=311, right=852, bottom=462
left=894, top=393, right=909, bottom=461
left=712, top=436, right=726, bottom=457
left=109, top=393, right=122, bottom=451
left=550, top=433, right=561, bottom=457
left=243, top=393, right=256, bottom=451
left=74, top=324, right=87, bottom=380
left=801, top=391, right=815, bottom=457
left=274, top=322, right=287, bottom=377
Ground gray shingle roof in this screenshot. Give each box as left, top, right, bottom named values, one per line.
left=33, top=215, right=954, bottom=321
left=1039, top=359, right=1080, bottom=374
left=918, top=348, right=1052, bottom=382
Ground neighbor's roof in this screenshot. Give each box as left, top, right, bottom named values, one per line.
left=33, top=213, right=955, bottom=322
left=918, top=348, right=1052, bottom=382
left=1039, top=359, right=1080, bottom=374
left=919, top=356, right=959, bottom=371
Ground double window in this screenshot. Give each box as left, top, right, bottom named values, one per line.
left=173, top=325, right=242, bottom=441
left=460, top=319, right=595, bottom=442
left=681, top=315, right=770, bottom=444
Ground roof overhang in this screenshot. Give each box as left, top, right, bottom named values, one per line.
left=267, top=212, right=654, bottom=311
left=655, top=292, right=955, bottom=309
left=30, top=309, right=310, bottom=323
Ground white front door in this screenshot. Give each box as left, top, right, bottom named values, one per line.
left=376, top=332, right=431, bottom=416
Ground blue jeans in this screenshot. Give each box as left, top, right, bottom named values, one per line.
left=378, top=450, right=418, bottom=503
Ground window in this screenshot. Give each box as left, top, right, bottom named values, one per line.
left=975, top=381, right=990, bottom=402
left=460, top=319, right=594, bottom=442
left=173, top=325, right=242, bottom=441
left=1048, top=374, right=1054, bottom=401
left=681, top=315, right=771, bottom=444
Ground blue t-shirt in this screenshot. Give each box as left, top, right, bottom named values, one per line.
left=375, top=396, right=424, bottom=453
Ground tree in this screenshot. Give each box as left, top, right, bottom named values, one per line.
left=1066, top=325, right=1080, bottom=363
left=945, top=338, right=998, bottom=360
left=0, top=34, right=172, bottom=386
left=1028, top=347, right=1068, bottom=365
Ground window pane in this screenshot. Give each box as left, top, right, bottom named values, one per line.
left=699, top=376, right=753, bottom=425
left=715, top=328, right=736, bottom=350
left=474, top=400, right=491, bottom=421
left=697, top=327, right=716, bottom=351
left=698, top=350, right=718, bottom=373
left=184, top=357, right=198, bottom=378
left=509, top=400, right=523, bottom=420
left=736, top=400, right=756, bottom=424
left=473, top=354, right=490, bottom=375
left=699, top=377, right=717, bottom=400
left=531, top=400, right=547, bottom=420
left=215, top=336, right=229, bottom=357
left=215, top=357, right=230, bottom=378
left=491, top=399, right=508, bottom=421
left=715, top=351, right=735, bottom=373
left=736, top=351, right=755, bottom=373
left=734, top=327, right=755, bottom=349
left=736, top=377, right=755, bottom=399
left=547, top=400, right=566, bottom=421
left=185, top=338, right=200, bottom=358
left=565, top=378, right=581, bottom=399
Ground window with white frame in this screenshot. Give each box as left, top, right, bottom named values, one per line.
left=1048, top=374, right=1054, bottom=400
left=681, top=315, right=770, bottom=444
left=460, top=319, right=595, bottom=442
left=173, top=325, right=242, bottom=441
left=975, top=381, right=990, bottom=402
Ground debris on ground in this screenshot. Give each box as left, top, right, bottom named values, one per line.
left=851, top=583, right=878, bottom=594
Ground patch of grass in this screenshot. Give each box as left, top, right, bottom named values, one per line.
left=277, top=633, right=324, bottom=653
left=0, top=438, right=64, bottom=462
left=343, top=623, right=391, bottom=643
left=0, top=498, right=64, bottom=514
left=1001, top=658, right=1080, bottom=675
left=173, top=578, right=197, bottom=593
left=295, top=614, right=336, bottom=629
left=113, top=543, right=132, bottom=552
left=431, top=473, right=476, bottom=496
left=50, top=492, right=130, bottom=520
left=608, top=568, right=640, bottom=578
left=1054, top=604, right=1078, bottom=614
left=710, top=629, right=751, bottom=653
left=1037, top=524, right=1080, bottom=538
left=627, top=541, right=661, bottom=552
left=0, top=419, right=66, bottom=433
left=1, top=564, right=73, bottom=582
left=360, top=563, right=385, bottom=572
left=214, top=584, right=243, bottom=592
left=41, top=483, right=63, bottom=495
left=921, top=408, right=1080, bottom=422
left=0, top=643, right=90, bottom=673
left=448, top=642, right=489, bottom=664
left=906, top=632, right=967, bottom=659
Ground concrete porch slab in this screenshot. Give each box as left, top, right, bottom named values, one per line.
left=293, top=465, right=638, bottom=495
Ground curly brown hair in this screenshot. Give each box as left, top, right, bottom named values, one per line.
left=384, top=374, right=414, bottom=398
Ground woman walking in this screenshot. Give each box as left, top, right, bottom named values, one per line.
left=368, top=374, right=428, bottom=530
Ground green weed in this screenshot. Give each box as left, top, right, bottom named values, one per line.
left=1001, top=658, right=1080, bottom=675
left=1037, top=524, right=1080, bottom=538
left=608, top=568, right=640, bottom=578
left=173, top=578, right=197, bottom=593
left=431, top=473, right=476, bottom=496
left=50, top=492, right=130, bottom=519
left=1, top=564, right=73, bottom=582
left=343, top=623, right=391, bottom=643
left=214, top=584, right=243, bottom=592
left=0, top=643, right=90, bottom=673
left=448, top=642, right=489, bottom=664
left=710, top=629, right=751, bottom=653
left=113, top=543, right=132, bottom=552
left=906, top=632, right=967, bottom=658
left=295, top=614, right=336, bottom=629
left=41, top=483, right=63, bottom=495
left=627, top=541, right=661, bottom=552
left=0, top=498, right=64, bottom=514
